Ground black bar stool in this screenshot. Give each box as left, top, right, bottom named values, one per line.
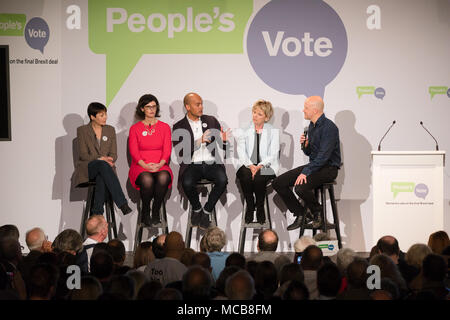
left=133, top=198, right=169, bottom=253
left=78, top=181, right=118, bottom=240
left=298, top=181, right=342, bottom=249
left=185, top=179, right=218, bottom=249
left=238, top=179, right=273, bottom=254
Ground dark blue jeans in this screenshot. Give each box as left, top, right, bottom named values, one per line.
left=88, top=160, right=127, bottom=214
left=181, top=163, right=228, bottom=213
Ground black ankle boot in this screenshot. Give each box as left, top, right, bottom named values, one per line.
left=256, top=206, right=265, bottom=224
left=245, top=202, right=255, bottom=224
left=142, top=213, right=151, bottom=226
left=151, top=212, right=161, bottom=225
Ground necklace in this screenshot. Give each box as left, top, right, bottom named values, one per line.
left=142, top=121, right=156, bottom=136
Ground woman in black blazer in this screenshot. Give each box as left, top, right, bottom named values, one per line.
left=73, top=102, right=132, bottom=216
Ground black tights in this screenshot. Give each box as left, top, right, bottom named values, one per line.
left=136, top=171, right=171, bottom=217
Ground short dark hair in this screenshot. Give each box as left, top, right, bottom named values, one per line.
left=376, top=236, right=400, bottom=256
left=280, top=263, right=304, bottom=286
left=0, top=224, right=19, bottom=241
left=107, top=239, right=126, bottom=264
left=422, top=254, right=447, bottom=282
left=300, top=245, right=323, bottom=270
left=258, top=230, right=278, bottom=252
left=135, top=94, right=160, bottom=119
left=283, top=280, right=309, bottom=300
left=317, top=262, right=342, bottom=297
left=152, top=236, right=165, bottom=259
left=182, top=266, right=212, bottom=300
left=255, top=261, right=278, bottom=298
left=346, top=257, right=369, bottom=288
left=90, top=251, right=114, bottom=280
left=225, top=252, right=246, bottom=269
left=87, top=102, right=107, bottom=120
left=29, top=263, right=59, bottom=299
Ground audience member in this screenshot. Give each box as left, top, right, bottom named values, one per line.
left=108, top=275, right=135, bottom=300
left=300, top=245, right=323, bottom=299
left=25, top=227, right=52, bottom=253
left=204, top=227, right=229, bottom=281
left=28, top=263, right=59, bottom=300
left=0, top=225, right=19, bottom=241
left=316, top=262, right=342, bottom=300
left=144, top=231, right=187, bottom=286
left=68, top=276, right=103, bottom=300
left=418, top=254, right=448, bottom=300
left=154, top=288, right=183, bottom=300
left=180, top=248, right=196, bottom=267
left=83, top=215, right=108, bottom=271
left=214, top=266, right=240, bottom=300
left=274, top=263, right=305, bottom=298
left=133, top=241, right=155, bottom=271
left=126, top=270, right=147, bottom=299
left=152, top=234, right=166, bottom=259
left=282, top=280, right=309, bottom=300
left=369, top=254, right=407, bottom=298
left=191, top=252, right=212, bottom=273
left=136, top=280, right=162, bottom=300
left=225, top=270, right=255, bottom=300
left=182, top=266, right=213, bottom=300
left=254, top=260, right=278, bottom=300
left=249, top=229, right=290, bottom=275
left=90, top=250, right=114, bottom=292
left=405, top=243, right=432, bottom=287
left=337, top=257, right=371, bottom=300
left=225, top=252, right=246, bottom=269
left=427, top=231, right=450, bottom=255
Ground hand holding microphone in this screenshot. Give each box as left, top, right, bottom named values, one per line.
left=301, top=127, right=308, bottom=150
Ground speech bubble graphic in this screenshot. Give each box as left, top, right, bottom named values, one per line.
left=356, top=86, right=375, bottom=99
left=414, top=183, right=428, bottom=199
left=0, top=14, right=26, bottom=36
left=391, top=182, right=414, bottom=199
left=428, top=86, right=448, bottom=99
left=374, top=87, right=386, bottom=100
left=447, top=88, right=450, bottom=98
left=24, top=17, right=49, bottom=53
left=88, top=0, right=253, bottom=105
left=246, top=0, right=348, bottom=96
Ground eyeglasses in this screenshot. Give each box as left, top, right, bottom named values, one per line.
left=143, top=105, right=158, bottom=110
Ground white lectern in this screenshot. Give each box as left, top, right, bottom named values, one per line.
left=371, top=151, right=445, bottom=251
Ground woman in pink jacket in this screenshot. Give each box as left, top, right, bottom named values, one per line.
left=128, top=94, right=173, bottom=226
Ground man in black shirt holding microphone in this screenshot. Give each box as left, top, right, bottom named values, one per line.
left=273, top=96, right=341, bottom=230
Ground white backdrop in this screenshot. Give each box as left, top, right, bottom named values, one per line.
left=0, top=0, right=449, bottom=252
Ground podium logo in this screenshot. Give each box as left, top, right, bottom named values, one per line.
left=356, top=86, right=386, bottom=100
left=88, top=0, right=252, bottom=105
left=391, top=182, right=428, bottom=199
left=246, top=0, right=348, bottom=96
left=428, top=86, right=450, bottom=99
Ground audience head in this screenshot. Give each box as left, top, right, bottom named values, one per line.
left=427, top=231, right=450, bottom=255
left=279, top=263, right=304, bottom=286
left=405, top=243, right=432, bottom=269
left=180, top=248, right=196, bottom=267
left=294, top=236, right=316, bottom=253
left=317, top=262, right=342, bottom=298
left=215, top=266, right=241, bottom=296
left=126, top=270, right=147, bottom=299
left=300, top=245, right=323, bottom=271
left=133, top=241, right=155, bottom=269
left=336, top=248, right=356, bottom=275
left=0, top=224, right=19, bottom=241
left=155, top=288, right=183, bottom=300
left=376, top=235, right=400, bottom=263
left=108, top=275, right=135, bottom=300
left=225, top=252, right=246, bottom=269
left=191, top=252, right=212, bottom=272
left=152, top=234, right=166, bottom=259
left=90, top=251, right=114, bottom=281
left=136, top=280, right=163, bottom=300
left=0, top=237, right=22, bottom=264
left=52, top=229, right=83, bottom=255
left=107, top=239, right=126, bottom=266
left=346, top=257, right=369, bottom=289
left=225, top=270, right=255, bottom=300
left=255, top=260, right=278, bottom=299
left=164, top=231, right=185, bottom=259
left=422, top=253, right=447, bottom=282
left=25, top=227, right=47, bottom=252
left=283, top=280, right=310, bottom=300
left=69, top=276, right=103, bottom=300
left=85, top=215, right=108, bottom=241
left=204, top=227, right=226, bottom=252
left=257, top=229, right=278, bottom=252
left=369, top=254, right=406, bottom=291
left=29, top=263, right=59, bottom=300
left=182, top=266, right=213, bottom=300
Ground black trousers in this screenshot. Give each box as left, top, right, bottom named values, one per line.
left=236, top=165, right=275, bottom=209
left=272, top=165, right=338, bottom=217
left=88, top=160, right=127, bottom=214
left=181, top=163, right=228, bottom=213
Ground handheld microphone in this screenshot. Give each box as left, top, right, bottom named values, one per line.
left=420, top=121, right=439, bottom=151
left=377, top=120, right=396, bottom=151
left=301, top=127, right=308, bottom=150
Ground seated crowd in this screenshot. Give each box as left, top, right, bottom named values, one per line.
left=0, top=220, right=449, bottom=300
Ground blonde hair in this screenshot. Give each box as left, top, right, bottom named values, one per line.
left=252, top=99, right=273, bottom=121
